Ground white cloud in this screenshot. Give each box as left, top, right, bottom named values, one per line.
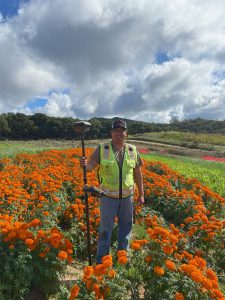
left=0, top=19, right=62, bottom=110
left=0, top=0, right=225, bottom=122
left=37, top=92, right=75, bottom=117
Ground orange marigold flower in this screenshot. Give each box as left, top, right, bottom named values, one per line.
left=145, top=255, right=152, bottom=263
left=102, top=259, right=113, bottom=268
left=83, top=266, right=94, bottom=278
left=82, top=275, right=88, bottom=283
left=70, top=284, right=80, bottom=297
left=39, top=252, right=46, bottom=258
left=162, top=245, right=173, bottom=255
left=131, top=242, right=141, bottom=250
left=211, top=289, right=224, bottom=298
left=202, top=278, right=212, bottom=290
left=102, top=255, right=112, bottom=262
left=92, top=283, right=100, bottom=295
left=8, top=231, right=17, bottom=239
left=147, top=228, right=154, bottom=235
left=102, top=255, right=113, bottom=268
left=193, top=257, right=206, bottom=270
left=174, top=253, right=184, bottom=261
left=94, top=264, right=107, bottom=276
left=107, top=269, right=116, bottom=278
left=211, top=280, right=219, bottom=289
left=18, top=231, right=27, bottom=240
left=96, top=275, right=103, bottom=282
left=165, top=260, right=176, bottom=271
left=190, top=271, right=204, bottom=283
left=169, top=235, right=178, bottom=244
left=206, top=269, right=218, bottom=281
left=68, top=255, right=73, bottom=263
left=25, top=238, right=34, bottom=246
left=118, top=255, right=128, bottom=265
left=180, top=264, right=197, bottom=275
left=58, top=251, right=68, bottom=260
left=86, top=278, right=93, bottom=290
left=50, top=239, right=60, bottom=248
left=154, top=266, right=165, bottom=276
left=43, top=211, right=50, bottom=216
left=175, top=292, right=185, bottom=300
left=117, top=250, right=127, bottom=257
left=182, top=251, right=193, bottom=260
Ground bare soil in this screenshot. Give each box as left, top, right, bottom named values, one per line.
left=62, top=263, right=84, bottom=283
left=126, top=139, right=225, bottom=158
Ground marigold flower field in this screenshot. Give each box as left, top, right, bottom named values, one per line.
left=0, top=148, right=224, bottom=299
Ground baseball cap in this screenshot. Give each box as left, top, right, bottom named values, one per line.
left=112, top=119, right=127, bottom=130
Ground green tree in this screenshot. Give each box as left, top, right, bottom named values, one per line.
left=0, top=114, right=11, bottom=140
left=6, top=113, right=35, bottom=139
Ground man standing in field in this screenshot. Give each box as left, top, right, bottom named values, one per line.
left=80, top=119, right=144, bottom=264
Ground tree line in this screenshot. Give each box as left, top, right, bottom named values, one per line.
left=0, top=112, right=225, bottom=140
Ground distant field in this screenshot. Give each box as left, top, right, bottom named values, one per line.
left=132, top=131, right=225, bottom=152
left=0, top=140, right=73, bottom=158
left=141, top=153, right=225, bottom=198
left=0, top=140, right=100, bottom=158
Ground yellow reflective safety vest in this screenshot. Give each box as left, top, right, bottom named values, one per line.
left=98, top=142, right=137, bottom=198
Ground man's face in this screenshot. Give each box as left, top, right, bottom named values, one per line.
left=111, top=128, right=127, bottom=143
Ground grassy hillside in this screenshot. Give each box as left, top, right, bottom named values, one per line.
left=132, top=131, right=225, bottom=152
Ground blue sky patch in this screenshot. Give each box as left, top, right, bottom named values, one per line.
left=62, top=88, right=70, bottom=94
left=155, top=51, right=170, bottom=64
left=0, top=0, right=29, bottom=19
left=212, top=70, right=225, bottom=84
left=26, top=98, right=48, bottom=110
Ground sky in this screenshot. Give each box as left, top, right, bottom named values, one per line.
left=0, top=0, right=225, bottom=123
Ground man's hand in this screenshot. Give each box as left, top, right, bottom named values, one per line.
left=134, top=166, right=144, bottom=204
left=80, top=156, right=98, bottom=172
left=80, top=156, right=87, bottom=168
left=137, top=194, right=145, bottom=204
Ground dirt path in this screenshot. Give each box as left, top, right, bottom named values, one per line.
left=126, top=139, right=225, bottom=158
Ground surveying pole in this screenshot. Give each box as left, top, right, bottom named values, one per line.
left=74, top=121, right=92, bottom=265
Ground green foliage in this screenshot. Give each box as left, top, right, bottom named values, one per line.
left=0, top=241, right=66, bottom=300
left=0, top=246, right=33, bottom=300
left=53, top=284, right=71, bottom=300
left=68, top=222, right=89, bottom=260
left=135, top=131, right=225, bottom=147
left=142, top=153, right=225, bottom=198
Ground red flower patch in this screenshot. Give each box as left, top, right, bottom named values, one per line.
left=139, top=149, right=150, bottom=154
left=202, top=155, right=225, bottom=163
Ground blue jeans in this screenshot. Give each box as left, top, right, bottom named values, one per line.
left=96, top=195, right=133, bottom=264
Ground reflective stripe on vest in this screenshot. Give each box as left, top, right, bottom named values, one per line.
left=99, top=142, right=137, bottom=198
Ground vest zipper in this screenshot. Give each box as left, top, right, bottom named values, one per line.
left=115, top=155, right=122, bottom=198
left=119, top=148, right=125, bottom=199
left=119, top=165, right=122, bottom=198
